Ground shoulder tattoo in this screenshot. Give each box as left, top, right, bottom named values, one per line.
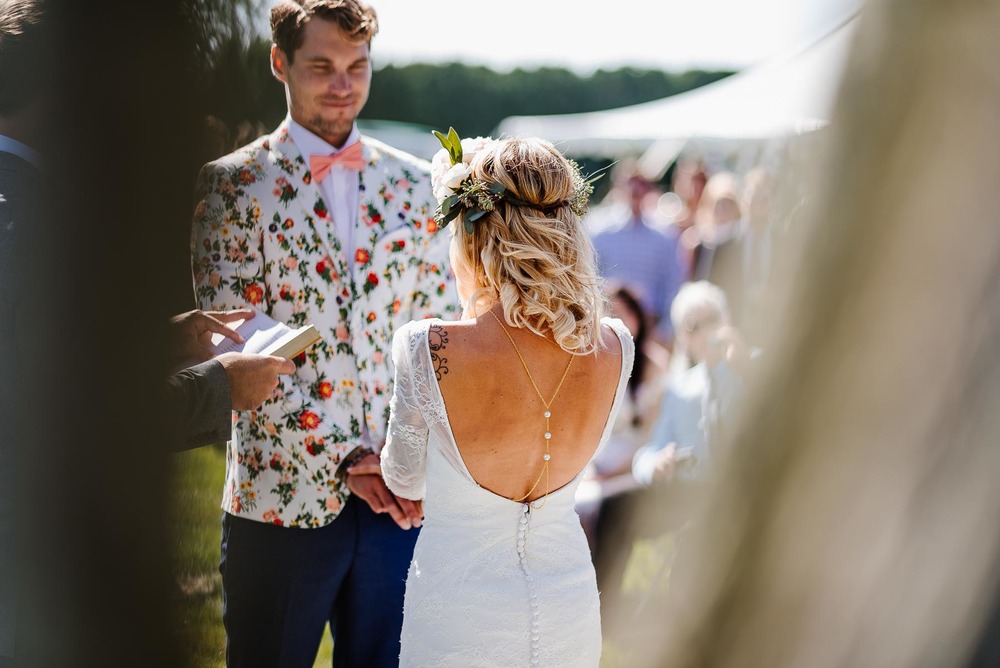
left=428, top=324, right=450, bottom=381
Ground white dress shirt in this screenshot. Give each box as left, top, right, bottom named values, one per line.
left=286, top=116, right=361, bottom=274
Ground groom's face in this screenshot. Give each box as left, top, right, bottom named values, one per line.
left=272, top=17, right=372, bottom=147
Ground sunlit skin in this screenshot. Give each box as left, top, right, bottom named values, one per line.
left=270, top=18, right=372, bottom=147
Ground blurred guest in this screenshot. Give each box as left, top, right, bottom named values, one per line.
left=670, top=157, right=709, bottom=234
left=578, top=285, right=666, bottom=590
left=594, top=281, right=750, bottom=638
left=634, top=281, right=747, bottom=485
left=692, top=171, right=742, bottom=278
left=695, top=167, right=776, bottom=343
left=588, top=284, right=669, bottom=479
left=670, top=157, right=709, bottom=281
left=591, top=173, right=683, bottom=334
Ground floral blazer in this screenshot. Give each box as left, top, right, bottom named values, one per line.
left=192, top=121, right=458, bottom=528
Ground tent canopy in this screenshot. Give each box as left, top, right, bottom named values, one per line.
left=495, top=17, right=856, bottom=157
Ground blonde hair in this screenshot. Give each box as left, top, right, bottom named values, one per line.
left=451, top=138, right=607, bottom=354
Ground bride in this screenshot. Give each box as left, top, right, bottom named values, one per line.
left=373, top=134, right=634, bottom=666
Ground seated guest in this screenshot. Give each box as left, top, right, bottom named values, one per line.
left=588, top=284, right=669, bottom=479
left=633, top=281, right=746, bottom=485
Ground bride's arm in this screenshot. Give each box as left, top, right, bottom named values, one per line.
left=381, top=323, right=430, bottom=501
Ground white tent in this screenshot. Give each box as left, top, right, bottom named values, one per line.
left=495, top=16, right=857, bottom=158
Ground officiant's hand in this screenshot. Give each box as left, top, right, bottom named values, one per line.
left=216, top=352, right=296, bottom=410
left=346, top=453, right=423, bottom=530
left=170, top=308, right=256, bottom=362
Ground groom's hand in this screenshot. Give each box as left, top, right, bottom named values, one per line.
left=346, top=454, right=423, bottom=530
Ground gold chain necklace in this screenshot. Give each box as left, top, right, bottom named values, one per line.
left=488, top=310, right=574, bottom=506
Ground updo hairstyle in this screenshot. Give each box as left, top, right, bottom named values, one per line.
left=450, top=138, right=607, bottom=354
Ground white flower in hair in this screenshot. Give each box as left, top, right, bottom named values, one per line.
left=430, top=146, right=453, bottom=193
left=433, top=161, right=472, bottom=202
left=429, top=127, right=601, bottom=234
left=459, top=136, right=494, bottom=164
left=431, top=135, right=495, bottom=201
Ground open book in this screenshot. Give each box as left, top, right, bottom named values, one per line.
left=209, top=310, right=322, bottom=360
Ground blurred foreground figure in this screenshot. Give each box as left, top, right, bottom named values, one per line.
left=607, top=0, right=1000, bottom=665
left=0, top=0, right=49, bottom=663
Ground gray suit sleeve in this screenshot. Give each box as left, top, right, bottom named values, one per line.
left=164, top=359, right=233, bottom=450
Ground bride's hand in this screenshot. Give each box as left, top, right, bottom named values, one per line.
left=346, top=454, right=424, bottom=530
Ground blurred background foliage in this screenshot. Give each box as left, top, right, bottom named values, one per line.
left=184, top=0, right=733, bottom=140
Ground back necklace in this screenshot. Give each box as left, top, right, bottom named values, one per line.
left=488, top=310, right=574, bottom=507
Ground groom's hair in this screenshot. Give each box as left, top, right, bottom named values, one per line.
left=0, top=0, right=50, bottom=115
left=271, top=0, right=378, bottom=63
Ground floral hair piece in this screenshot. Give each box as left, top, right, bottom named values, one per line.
left=429, top=127, right=601, bottom=234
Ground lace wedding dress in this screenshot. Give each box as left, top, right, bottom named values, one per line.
left=381, top=317, right=635, bottom=668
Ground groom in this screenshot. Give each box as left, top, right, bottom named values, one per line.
left=191, top=1, right=456, bottom=665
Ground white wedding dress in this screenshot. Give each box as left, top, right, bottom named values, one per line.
left=381, top=317, right=635, bottom=668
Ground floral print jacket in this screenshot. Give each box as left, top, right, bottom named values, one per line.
left=192, top=121, right=458, bottom=528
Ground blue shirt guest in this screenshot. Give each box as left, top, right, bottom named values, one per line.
left=591, top=174, right=684, bottom=339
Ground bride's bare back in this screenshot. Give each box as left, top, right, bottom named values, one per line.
left=433, top=307, right=625, bottom=502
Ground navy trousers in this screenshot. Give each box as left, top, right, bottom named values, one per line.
left=220, top=494, right=418, bottom=668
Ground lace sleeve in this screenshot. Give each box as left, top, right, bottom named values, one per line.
left=381, top=322, right=429, bottom=501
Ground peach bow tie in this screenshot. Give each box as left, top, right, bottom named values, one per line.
left=310, top=141, right=364, bottom=181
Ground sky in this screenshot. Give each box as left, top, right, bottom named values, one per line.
left=364, top=0, right=863, bottom=73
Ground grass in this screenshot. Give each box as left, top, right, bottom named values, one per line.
left=601, top=532, right=680, bottom=667
left=169, top=444, right=333, bottom=668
